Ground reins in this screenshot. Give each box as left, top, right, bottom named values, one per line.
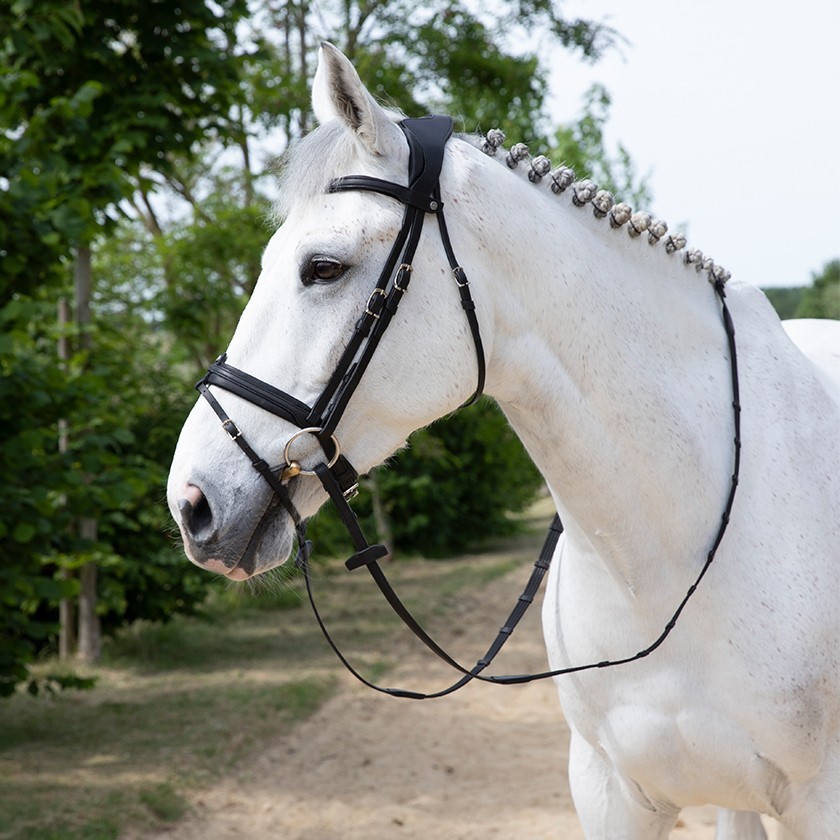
left=195, top=115, right=742, bottom=699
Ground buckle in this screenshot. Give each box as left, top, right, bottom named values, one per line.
left=365, top=288, right=387, bottom=319
left=394, top=264, right=412, bottom=293
left=221, top=418, right=241, bottom=440
left=343, top=482, right=360, bottom=501
left=453, top=266, right=469, bottom=287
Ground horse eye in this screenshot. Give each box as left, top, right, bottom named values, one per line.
left=303, top=257, right=346, bottom=286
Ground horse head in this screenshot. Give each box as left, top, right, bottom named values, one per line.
left=167, top=44, right=488, bottom=579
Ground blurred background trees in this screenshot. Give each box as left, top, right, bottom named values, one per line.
left=2, top=0, right=835, bottom=696
left=762, top=260, right=839, bottom=320
left=2, top=0, right=251, bottom=691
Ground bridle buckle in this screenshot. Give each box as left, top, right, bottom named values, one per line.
left=365, top=288, right=387, bottom=319
left=221, top=418, right=241, bottom=440
left=394, top=263, right=412, bottom=293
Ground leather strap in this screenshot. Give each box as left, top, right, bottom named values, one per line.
left=191, top=112, right=741, bottom=700
left=435, top=187, right=486, bottom=406
left=197, top=363, right=359, bottom=497
left=320, top=114, right=485, bottom=433
left=198, top=115, right=483, bottom=470
left=329, top=176, right=443, bottom=213
left=204, top=355, right=312, bottom=429
left=196, top=381, right=302, bottom=528
left=297, top=508, right=564, bottom=700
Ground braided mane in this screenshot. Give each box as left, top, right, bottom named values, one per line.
left=477, top=128, right=731, bottom=286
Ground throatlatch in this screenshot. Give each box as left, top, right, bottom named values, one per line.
left=195, top=115, right=742, bottom=700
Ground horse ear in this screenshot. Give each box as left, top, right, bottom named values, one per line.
left=312, top=42, right=397, bottom=155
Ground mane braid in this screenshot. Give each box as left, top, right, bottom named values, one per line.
left=478, top=128, right=731, bottom=286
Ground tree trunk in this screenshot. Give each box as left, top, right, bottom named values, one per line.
left=77, top=520, right=101, bottom=663
left=368, top=471, right=394, bottom=561
left=74, top=246, right=101, bottom=663
left=296, top=1, right=310, bottom=136
left=57, top=297, right=76, bottom=661
left=75, top=245, right=92, bottom=332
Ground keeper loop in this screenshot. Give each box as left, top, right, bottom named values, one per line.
left=346, top=543, right=390, bottom=571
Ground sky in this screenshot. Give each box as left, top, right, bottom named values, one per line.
left=539, top=0, right=839, bottom=288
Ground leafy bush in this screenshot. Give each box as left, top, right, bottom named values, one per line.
left=797, top=260, right=839, bottom=320
left=308, top=398, right=543, bottom=558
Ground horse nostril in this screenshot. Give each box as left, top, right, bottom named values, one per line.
left=178, top=484, right=213, bottom=538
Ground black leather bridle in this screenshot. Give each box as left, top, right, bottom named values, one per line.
left=194, top=115, right=742, bottom=700
left=198, top=116, right=485, bottom=565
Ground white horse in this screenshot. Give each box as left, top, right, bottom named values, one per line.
left=167, top=44, right=840, bottom=839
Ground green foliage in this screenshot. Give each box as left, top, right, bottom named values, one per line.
left=25, top=673, right=98, bottom=697
left=796, top=259, right=840, bottom=319
left=0, top=0, right=249, bottom=300
left=309, top=399, right=543, bottom=557
left=379, top=400, right=543, bottom=555
left=234, top=0, right=616, bottom=144
left=392, top=10, right=549, bottom=140
left=64, top=314, right=213, bottom=634
left=157, top=194, right=269, bottom=368
left=762, top=261, right=839, bottom=321
left=0, top=288, right=212, bottom=695
left=1, top=0, right=253, bottom=694
left=0, top=297, right=75, bottom=697
left=552, top=84, right=652, bottom=207
left=763, top=286, right=805, bottom=320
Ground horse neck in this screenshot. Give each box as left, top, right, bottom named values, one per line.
left=448, top=141, right=736, bottom=587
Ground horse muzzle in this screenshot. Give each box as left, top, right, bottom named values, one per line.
left=171, top=479, right=297, bottom=580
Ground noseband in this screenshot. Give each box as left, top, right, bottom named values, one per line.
left=195, top=115, right=742, bottom=700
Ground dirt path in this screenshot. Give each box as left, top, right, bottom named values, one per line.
left=141, top=563, right=773, bottom=839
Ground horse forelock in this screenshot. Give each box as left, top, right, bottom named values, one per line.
left=272, top=121, right=359, bottom=223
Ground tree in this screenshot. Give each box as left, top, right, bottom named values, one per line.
left=2, top=0, right=641, bottom=695
left=796, top=259, right=840, bottom=320
left=761, top=261, right=839, bottom=321
left=0, top=296, right=75, bottom=696
left=1, top=0, right=249, bottom=689
left=762, top=286, right=805, bottom=320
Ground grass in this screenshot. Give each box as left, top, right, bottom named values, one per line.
left=138, top=782, right=188, bottom=822
left=0, top=510, right=552, bottom=840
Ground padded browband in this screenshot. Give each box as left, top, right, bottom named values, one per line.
left=329, top=177, right=442, bottom=213
left=329, top=114, right=454, bottom=213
